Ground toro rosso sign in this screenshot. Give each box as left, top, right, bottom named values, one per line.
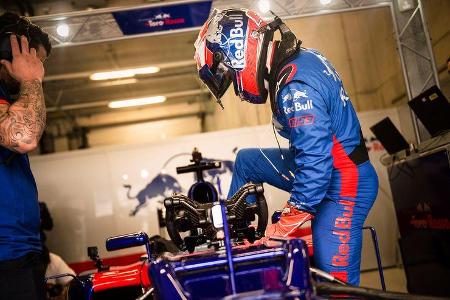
left=113, top=1, right=212, bottom=35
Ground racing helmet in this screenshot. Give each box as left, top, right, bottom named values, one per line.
left=194, top=9, right=272, bottom=106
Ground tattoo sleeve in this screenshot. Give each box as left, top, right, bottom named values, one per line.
left=0, top=80, right=46, bottom=153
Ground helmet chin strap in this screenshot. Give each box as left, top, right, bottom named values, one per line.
left=256, top=15, right=302, bottom=114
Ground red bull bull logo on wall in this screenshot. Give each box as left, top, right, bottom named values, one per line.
left=124, top=152, right=235, bottom=216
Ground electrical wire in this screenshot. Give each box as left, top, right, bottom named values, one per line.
left=259, top=148, right=290, bottom=181
left=268, top=121, right=295, bottom=180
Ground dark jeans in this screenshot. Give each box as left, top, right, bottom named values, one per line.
left=0, top=252, right=45, bottom=300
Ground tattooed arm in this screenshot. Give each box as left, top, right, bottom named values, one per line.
left=0, top=80, right=46, bottom=153
left=0, top=35, right=46, bottom=153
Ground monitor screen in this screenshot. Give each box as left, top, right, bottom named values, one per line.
left=408, top=85, right=450, bottom=137
left=370, top=117, right=409, bottom=155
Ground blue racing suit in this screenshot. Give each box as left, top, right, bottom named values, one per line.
left=228, top=48, right=379, bottom=285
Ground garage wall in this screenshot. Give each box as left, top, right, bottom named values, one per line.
left=86, top=116, right=202, bottom=148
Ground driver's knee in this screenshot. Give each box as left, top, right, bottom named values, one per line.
left=235, top=148, right=257, bottom=163
left=235, top=148, right=259, bottom=173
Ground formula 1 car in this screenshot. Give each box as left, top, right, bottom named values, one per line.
left=49, top=149, right=444, bottom=300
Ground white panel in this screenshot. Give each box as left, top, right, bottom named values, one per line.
left=357, top=108, right=403, bottom=269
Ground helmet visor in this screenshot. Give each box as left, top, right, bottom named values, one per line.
left=198, top=62, right=233, bottom=100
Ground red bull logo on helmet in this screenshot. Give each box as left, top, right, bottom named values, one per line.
left=228, top=13, right=246, bottom=70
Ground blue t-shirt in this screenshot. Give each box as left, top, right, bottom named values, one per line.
left=0, top=83, right=41, bottom=261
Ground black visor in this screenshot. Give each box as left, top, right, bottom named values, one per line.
left=198, top=62, right=233, bottom=101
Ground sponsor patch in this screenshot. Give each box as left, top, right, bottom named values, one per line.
left=332, top=200, right=355, bottom=268
left=283, top=100, right=314, bottom=115
left=288, top=115, right=315, bottom=128
left=282, top=89, right=308, bottom=103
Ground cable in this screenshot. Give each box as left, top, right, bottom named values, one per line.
left=271, top=121, right=284, bottom=156
left=271, top=121, right=295, bottom=179
left=259, top=148, right=290, bottom=181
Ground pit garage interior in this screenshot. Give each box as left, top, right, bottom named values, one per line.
left=0, top=0, right=449, bottom=299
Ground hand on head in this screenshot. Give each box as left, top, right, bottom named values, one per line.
left=0, top=34, right=45, bottom=83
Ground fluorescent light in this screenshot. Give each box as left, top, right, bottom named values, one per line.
left=56, top=24, right=69, bottom=37
left=108, top=96, right=166, bottom=109
left=258, top=0, right=270, bottom=13
left=132, top=66, right=160, bottom=74
left=90, top=66, right=160, bottom=81
left=320, top=0, right=332, bottom=5
left=91, top=70, right=135, bottom=81
left=96, top=78, right=138, bottom=87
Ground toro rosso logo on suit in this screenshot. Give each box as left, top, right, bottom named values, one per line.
left=288, top=115, right=315, bottom=128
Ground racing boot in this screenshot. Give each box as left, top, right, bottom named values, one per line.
left=258, top=203, right=314, bottom=254
left=265, top=203, right=313, bottom=237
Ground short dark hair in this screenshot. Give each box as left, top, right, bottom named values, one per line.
left=0, top=12, right=52, bottom=57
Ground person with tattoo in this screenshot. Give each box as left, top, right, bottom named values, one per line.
left=0, top=12, right=51, bottom=300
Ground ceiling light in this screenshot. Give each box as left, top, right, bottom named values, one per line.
left=56, top=23, right=70, bottom=38
left=132, top=66, right=160, bottom=75
left=91, top=70, right=134, bottom=81
left=140, top=169, right=149, bottom=179
left=108, top=96, right=166, bottom=109
left=258, top=0, right=271, bottom=13
left=96, top=78, right=138, bottom=87
left=320, top=0, right=332, bottom=5
left=90, top=66, right=160, bottom=81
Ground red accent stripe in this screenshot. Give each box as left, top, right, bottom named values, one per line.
left=330, top=271, right=348, bottom=283
left=205, top=47, right=213, bottom=67
left=331, top=136, right=358, bottom=198
left=68, top=252, right=145, bottom=275
left=0, top=99, right=9, bottom=105
left=278, top=64, right=297, bottom=83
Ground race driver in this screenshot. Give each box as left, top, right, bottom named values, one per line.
left=194, top=9, right=378, bottom=285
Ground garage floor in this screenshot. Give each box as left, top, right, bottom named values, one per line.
left=360, top=267, right=407, bottom=293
